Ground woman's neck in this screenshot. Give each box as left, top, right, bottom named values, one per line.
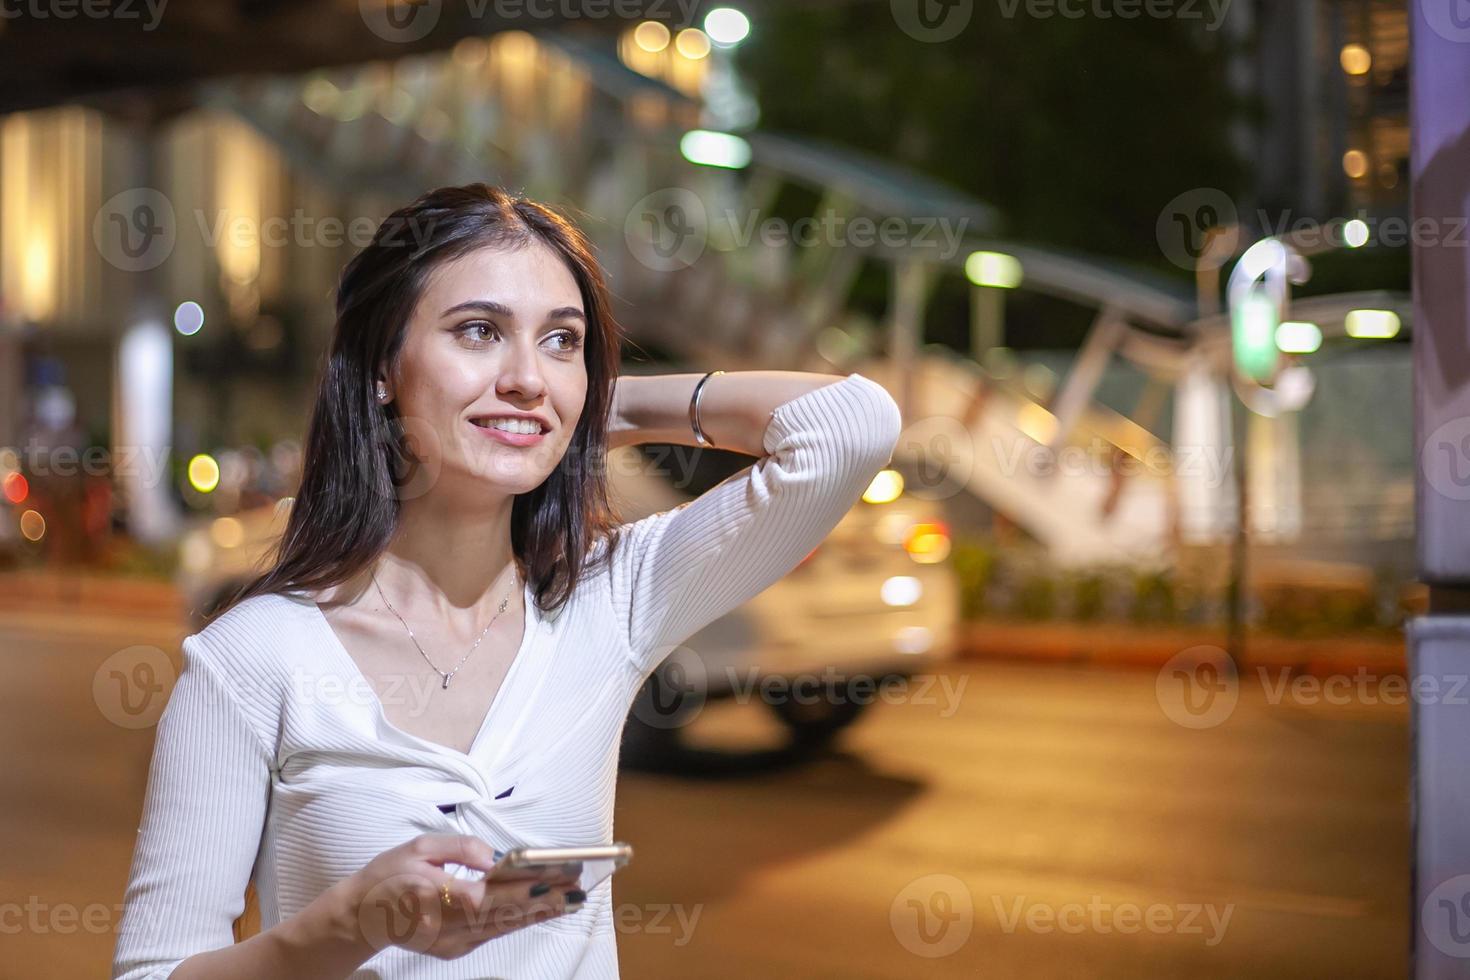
left=376, top=494, right=520, bottom=615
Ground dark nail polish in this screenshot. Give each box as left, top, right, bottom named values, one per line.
left=565, top=888, right=586, bottom=905
left=529, top=882, right=551, bottom=897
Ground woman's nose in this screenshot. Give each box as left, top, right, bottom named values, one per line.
left=496, top=340, right=548, bottom=398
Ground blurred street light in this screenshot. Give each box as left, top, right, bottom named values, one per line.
left=1345, top=309, right=1401, bottom=339
left=679, top=129, right=750, bottom=168
left=1276, top=320, right=1322, bottom=354
left=187, top=454, right=220, bottom=494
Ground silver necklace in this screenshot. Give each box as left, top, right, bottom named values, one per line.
left=371, top=565, right=519, bottom=690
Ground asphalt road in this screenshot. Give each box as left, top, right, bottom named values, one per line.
left=1, top=608, right=1409, bottom=979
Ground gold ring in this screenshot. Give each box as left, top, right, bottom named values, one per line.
left=440, top=882, right=455, bottom=910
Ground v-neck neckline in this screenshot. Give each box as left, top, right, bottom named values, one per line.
left=306, top=577, right=540, bottom=764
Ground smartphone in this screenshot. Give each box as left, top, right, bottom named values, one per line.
left=484, top=843, right=633, bottom=894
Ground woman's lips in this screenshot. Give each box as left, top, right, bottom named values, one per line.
left=468, top=419, right=547, bottom=447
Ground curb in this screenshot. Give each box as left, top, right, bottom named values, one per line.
left=957, top=620, right=1408, bottom=678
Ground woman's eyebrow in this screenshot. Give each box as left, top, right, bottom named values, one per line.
left=440, top=299, right=514, bottom=319
left=440, top=299, right=586, bottom=325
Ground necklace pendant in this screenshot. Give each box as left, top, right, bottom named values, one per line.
left=442, top=675, right=452, bottom=690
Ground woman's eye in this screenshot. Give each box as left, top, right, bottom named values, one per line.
left=551, top=331, right=583, bottom=353
left=459, top=321, right=498, bottom=344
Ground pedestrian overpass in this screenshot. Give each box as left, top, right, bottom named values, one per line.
left=5, top=28, right=1413, bottom=568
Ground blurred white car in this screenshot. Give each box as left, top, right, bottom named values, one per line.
left=609, top=444, right=958, bottom=764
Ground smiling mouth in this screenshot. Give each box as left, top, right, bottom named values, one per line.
left=469, top=417, right=550, bottom=435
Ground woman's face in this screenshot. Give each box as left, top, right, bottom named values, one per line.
left=382, top=241, right=588, bottom=503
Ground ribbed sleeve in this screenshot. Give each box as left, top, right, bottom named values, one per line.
left=614, top=372, right=903, bottom=677
left=112, top=634, right=276, bottom=980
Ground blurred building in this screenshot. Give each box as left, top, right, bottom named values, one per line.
left=1250, top=0, right=1408, bottom=219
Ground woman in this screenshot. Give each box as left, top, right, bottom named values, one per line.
left=112, top=183, right=902, bottom=979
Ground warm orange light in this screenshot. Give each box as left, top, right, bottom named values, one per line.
left=904, top=522, right=951, bottom=563
left=19, top=509, right=45, bottom=542
left=1340, top=43, right=1371, bottom=76
left=2, top=472, right=27, bottom=504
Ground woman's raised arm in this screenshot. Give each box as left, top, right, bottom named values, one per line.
left=607, top=371, right=903, bottom=678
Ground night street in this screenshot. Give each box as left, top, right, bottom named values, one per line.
left=1, top=608, right=1408, bottom=979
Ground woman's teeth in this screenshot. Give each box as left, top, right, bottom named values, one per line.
left=475, top=418, right=542, bottom=435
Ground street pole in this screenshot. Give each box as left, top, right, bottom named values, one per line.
left=1225, top=391, right=1248, bottom=667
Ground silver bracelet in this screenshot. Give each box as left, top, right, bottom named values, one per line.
left=689, top=370, right=724, bottom=448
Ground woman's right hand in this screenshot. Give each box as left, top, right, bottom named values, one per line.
left=333, top=833, right=585, bottom=961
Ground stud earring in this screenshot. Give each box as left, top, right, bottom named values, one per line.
left=376, top=382, right=388, bottom=403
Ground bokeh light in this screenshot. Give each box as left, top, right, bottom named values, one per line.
left=19, top=509, right=45, bottom=542
left=704, top=8, right=751, bottom=46
left=2, top=471, right=27, bottom=504
left=674, top=28, right=711, bottom=60
left=1340, top=43, right=1371, bottom=76
left=863, top=469, right=905, bottom=504
left=187, top=453, right=221, bottom=493
left=880, top=575, right=923, bottom=607
left=1343, top=218, right=1370, bottom=248
left=965, top=251, right=1023, bottom=289
left=210, top=516, right=245, bottom=549
left=904, top=522, right=952, bottom=564
left=1276, top=321, right=1323, bottom=354
left=633, top=20, right=670, bottom=52
left=1345, top=309, right=1401, bottom=339
left=174, top=301, right=205, bottom=336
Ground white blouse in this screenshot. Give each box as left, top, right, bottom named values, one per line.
left=112, top=372, right=903, bottom=980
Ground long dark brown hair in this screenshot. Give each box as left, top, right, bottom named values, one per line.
left=220, top=183, right=625, bottom=618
